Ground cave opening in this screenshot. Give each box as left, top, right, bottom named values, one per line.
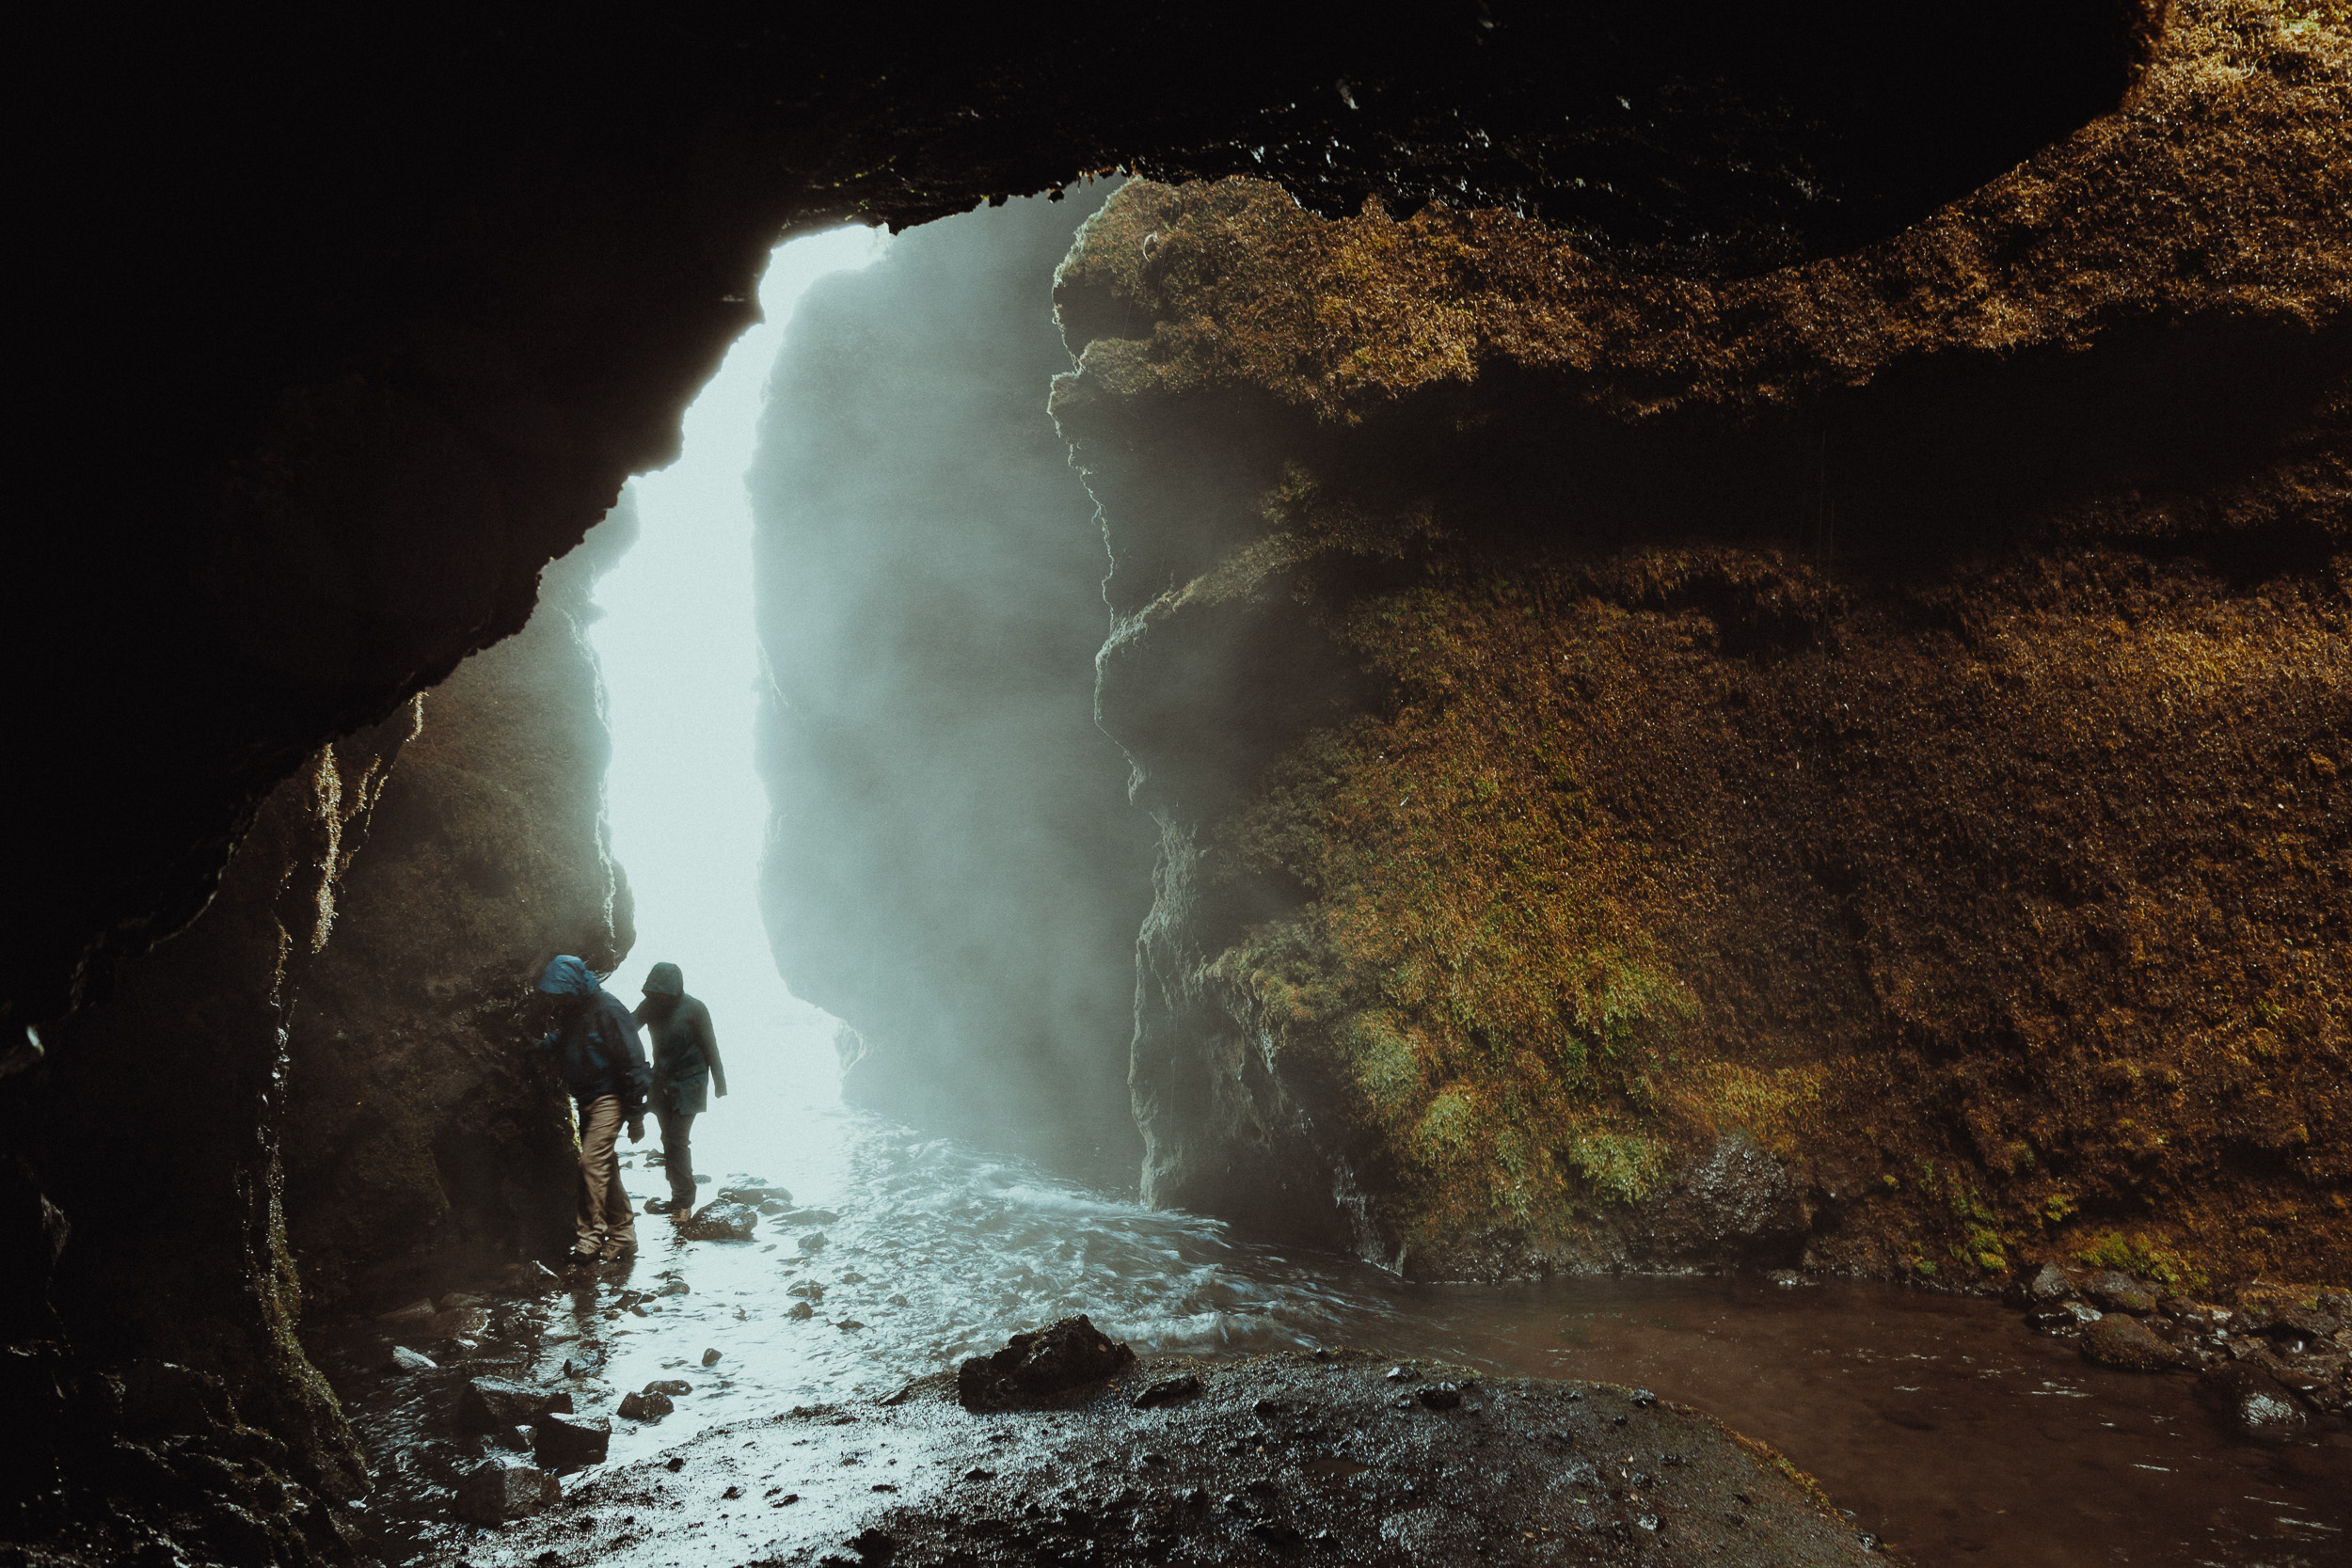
left=8, top=4, right=2349, bottom=1562
left=585, top=225, right=885, bottom=1140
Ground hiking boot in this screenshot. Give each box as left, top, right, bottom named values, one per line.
left=564, top=1247, right=599, bottom=1266
left=599, top=1241, right=636, bottom=1264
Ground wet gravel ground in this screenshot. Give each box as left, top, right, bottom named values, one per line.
left=308, top=1100, right=2352, bottom=1566
left=436, top=1350, right=1881, bottom=1568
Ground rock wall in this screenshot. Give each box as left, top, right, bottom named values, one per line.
left=1052, top=0, right=2351, bottom=1285
left=4, top=728, right=413, bottom=1565
left=0, top=502, right=636, bottom=1566
left=751, top=191, right=1156, bottom=1161
left=0, top=9, right=2162, bottom=1562
left=279, top=502, right=638, bottom=1306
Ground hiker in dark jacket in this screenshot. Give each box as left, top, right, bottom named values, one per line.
left=634, top=961, right=726, bottom=1214
left=535, top=955, right=652, bottom=1263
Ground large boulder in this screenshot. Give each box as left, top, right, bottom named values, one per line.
left=957, top=1316, right=1136, bottom=1411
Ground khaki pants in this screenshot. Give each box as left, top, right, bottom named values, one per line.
left=573, top=1094, right=636, bottom=1257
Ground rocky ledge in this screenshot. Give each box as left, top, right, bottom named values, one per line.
left=2013, top=1264, right=2352, bottom=1441
left=435, top=1327, right=1882, bottom=1566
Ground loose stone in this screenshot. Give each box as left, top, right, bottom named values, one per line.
left=453, top=1463, right=562, bottom=1524
left=457, top=1377, right=574, bottom=1433
left=2080, top=1313, right=2179, bottom=1372
left=532, top=1412, right=612, bottom=1469
left=616, top=1390, right=675, bottom=1421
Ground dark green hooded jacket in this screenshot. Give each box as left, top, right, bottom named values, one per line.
left=634, top=962, right=725, bottom=1115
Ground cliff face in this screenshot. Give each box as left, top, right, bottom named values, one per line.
left=279, top=503, right=638, bottom=1305
left=7, top=727, right=414, bottom=1565
left=1053, top=0, right=2351, bottom=1285
left=751, top=191, right=1156, bottom=1160
left=0, top=504, right=636, bottom=1566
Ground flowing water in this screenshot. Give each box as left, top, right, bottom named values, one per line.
left=313, top=229, right=2347, bottom=1564
left=315, top=1086, right=2351, bottom=1568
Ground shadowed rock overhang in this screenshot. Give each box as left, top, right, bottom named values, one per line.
left=9, top=1, right=2156, bottom=1037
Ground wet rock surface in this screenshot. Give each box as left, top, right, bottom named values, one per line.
left=2081, top=1313, right=2181, bottom=1373
left=957, top=1315, right=1137, bottom=1411
left=437, top=1348, right=1881, bottom=1567
left=453, top=1464, right=561, bottom=1526
left=457, top=1378, right=575, bottom=1433
left=301, top=1124, right=2350, bottom=1566
left=615, top=1389, right=674, bottom=1422
left=279, top=500, right=639, bottom=1307
left=531, top=1412, right=612, bottom=1470
left=1052, top=1, right=2352, bottom=1289
left=675, top=1200, right=761, bottom=1243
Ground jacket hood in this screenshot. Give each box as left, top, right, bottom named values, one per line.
left=537, top=955, right=601, bottom=997
left=642, top=962, right=684, bottom=998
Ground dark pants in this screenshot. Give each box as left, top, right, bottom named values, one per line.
left=657, top=1106, right=697, bottom=1207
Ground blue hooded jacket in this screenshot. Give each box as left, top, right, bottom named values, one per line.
left=535, top=956, right=651, bottom=1112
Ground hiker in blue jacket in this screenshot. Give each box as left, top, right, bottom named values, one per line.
left=535, top=955, right=652, bottom=1263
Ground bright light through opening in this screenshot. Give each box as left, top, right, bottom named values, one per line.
left=589, top=226, right=893, bottom=1117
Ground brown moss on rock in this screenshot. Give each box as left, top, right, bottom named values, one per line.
left=1057, top=0, right=2352, bottom=1285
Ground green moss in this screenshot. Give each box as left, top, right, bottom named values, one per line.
left=1568, top=1132, right=1669, bottom=1204
left=1216, top=574, right=1707, bottom=1243
left=2072, top=1230, right=2208, bottom=1290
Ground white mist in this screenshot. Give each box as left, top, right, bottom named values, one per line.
left=589, top=225, right=891, bottom=1134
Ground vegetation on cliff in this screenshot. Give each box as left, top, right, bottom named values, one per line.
left=1057, top=0, right=2351, bottom=1282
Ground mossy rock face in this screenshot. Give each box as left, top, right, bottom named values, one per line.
left=278, top=502, right=639, bottom=1304
left=1059, top=1, right=2352, bottom=1285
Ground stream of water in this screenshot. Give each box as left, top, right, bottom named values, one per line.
left=312, top=230, right=2348, bottom=1566
left=315, top=1082, right=2350, bottom=1568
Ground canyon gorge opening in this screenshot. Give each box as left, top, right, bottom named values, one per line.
left=7, top=4, right=2349, bottom=1566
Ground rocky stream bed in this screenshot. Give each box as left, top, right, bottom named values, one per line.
left=298, top=1110, right=2351, bottom=1568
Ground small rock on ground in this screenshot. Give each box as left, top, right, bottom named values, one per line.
left=454, top=1463, right=561, bottom=1525
left=675, top=1200, right=758, bottom=1243
left=2081, top=1313, right=2179, bottom=1372
left=457, top=1377, right=574, bottom=1432
left=532, top=1411, right=612, bottom=1469
left=616, top=1390, right=675, bottom=1422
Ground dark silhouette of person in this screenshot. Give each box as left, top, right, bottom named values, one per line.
left=635, top=962, right=726, bottom=1215
left=534, top=955, right=650, bottom=1263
